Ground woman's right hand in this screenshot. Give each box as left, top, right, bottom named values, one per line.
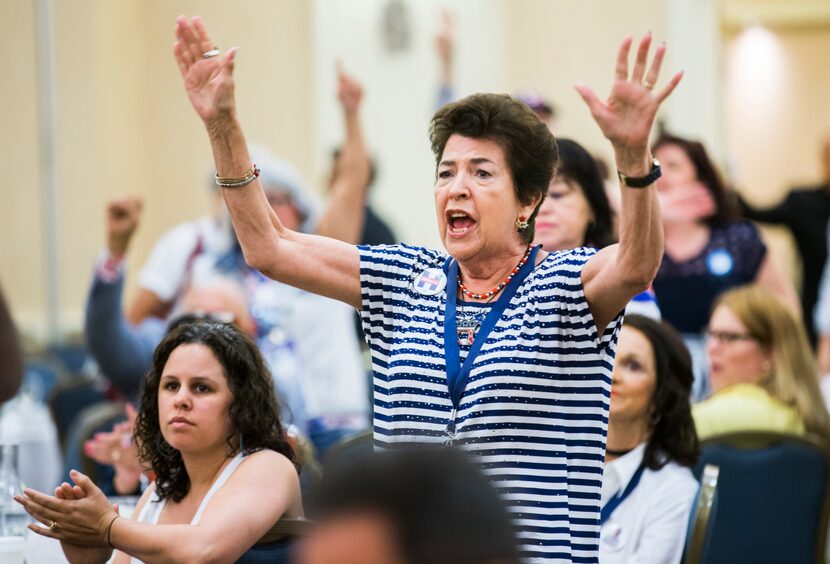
left=173, top=16, right=238, bottom=127
left=656, top=181, right=715, bottom=223
left=55, top=483, right=114, bottom=564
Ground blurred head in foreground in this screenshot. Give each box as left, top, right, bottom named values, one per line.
left=297, top=447, right=518, bottom=564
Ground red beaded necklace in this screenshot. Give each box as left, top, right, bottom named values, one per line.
left=457, top=245, right=533, bottom=300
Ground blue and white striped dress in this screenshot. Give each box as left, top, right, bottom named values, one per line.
left=358, top=244, right=622, bottom=563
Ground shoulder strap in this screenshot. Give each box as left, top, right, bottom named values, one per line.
left=191, top=451, right=247, bottom=525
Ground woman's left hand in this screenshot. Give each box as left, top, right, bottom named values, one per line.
left=16, top=470, right=118, bottom=546
left=575, top=33, right=682, bottom=164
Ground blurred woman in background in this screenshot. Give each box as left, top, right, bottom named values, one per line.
left=695, top=284, right=830, bottom=441
left=534, top=138, right=659, bottom=318
left=651, top=134, right=798, bottom=399
left=601, top=315, right=699, bottom=563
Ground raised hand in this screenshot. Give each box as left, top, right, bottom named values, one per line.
left=337, top=65, right=364, bottom=115
left=173, top=15, right=238, bottom=125
left=657, top=181, right=716, bottom=222
left=106, top=196, right=143, bottom=257
left=575, top=34, right=682, bottom=162
left=435, top=10, right=454, bottom=82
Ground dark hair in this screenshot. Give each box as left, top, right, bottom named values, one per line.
left=555, top=138, right=615, bottom=248
left=134, top=320, right=296, bottom=502
left=622, top=315, right=699, bottom=470
left=429, top=93, right=559, bottom=244
left=652, top=134, right=737, bottom=226
left=312, top=447, right=518, bottom=564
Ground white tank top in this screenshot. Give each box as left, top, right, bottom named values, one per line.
left=128, top=451, right=246, bottom=563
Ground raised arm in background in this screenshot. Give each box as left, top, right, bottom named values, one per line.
left=314, top=67, right=371, bottom=244
left=85, top=198, right=158, bottom=398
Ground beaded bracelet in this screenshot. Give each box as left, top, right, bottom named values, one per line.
left=215, top=164, right=260, bottom=188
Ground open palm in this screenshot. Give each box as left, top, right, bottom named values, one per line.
left=576, top=34, right=682, bottom=154
left=173, top=16, right=238, bottom=123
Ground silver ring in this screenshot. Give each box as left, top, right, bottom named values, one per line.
left=202, top=49, right=221, bottom=59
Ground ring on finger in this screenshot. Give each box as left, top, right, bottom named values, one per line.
left=202, top=48, right=220, bottom=59
left=643, top=80, right=655, bottom=89
left=48, top=520, right=58, bottom=530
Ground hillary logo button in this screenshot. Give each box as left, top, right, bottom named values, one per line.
left=706, top=248, right=734, bottom=277
left=413, top=268, right=447, bottom=295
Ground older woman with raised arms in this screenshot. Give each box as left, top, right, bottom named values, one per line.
left=173, top=16, right=680, bottom=562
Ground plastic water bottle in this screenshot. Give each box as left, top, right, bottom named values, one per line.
left=0, top=444, right=27, bottom=536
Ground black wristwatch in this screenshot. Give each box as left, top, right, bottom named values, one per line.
left=617, top=157, right=661, bottom=188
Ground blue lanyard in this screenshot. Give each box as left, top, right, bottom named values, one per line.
left=442, top=245, right=540, bottom=433
left=600, top=463, right=646, bottom=525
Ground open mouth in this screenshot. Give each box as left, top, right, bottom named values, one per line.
left=447, top=211, right=477, bottom=235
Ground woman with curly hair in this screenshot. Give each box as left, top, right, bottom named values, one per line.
left=18, top=320, right=303, bottom=563
left=600, top=314, right=699, bottom=563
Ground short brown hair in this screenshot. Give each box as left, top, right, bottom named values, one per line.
left=429, top=93, right=559, bottom=243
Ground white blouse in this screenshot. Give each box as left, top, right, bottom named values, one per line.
left=600, top=443, right=698, bottom=564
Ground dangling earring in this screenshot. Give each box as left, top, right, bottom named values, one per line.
left=515, top=215, right=529, bottom=232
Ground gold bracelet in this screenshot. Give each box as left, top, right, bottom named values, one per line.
left=216, top=165, right=255, bottom=183
left=215, top=164, right=260, bottom=187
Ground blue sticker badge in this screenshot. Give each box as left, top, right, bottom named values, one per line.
left=706, top=248, right=734, bottom=277
left=413, top=268, right=447, bottom=296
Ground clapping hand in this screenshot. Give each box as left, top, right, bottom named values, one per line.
left=84, top=404, right=144, bottom=495
left=575, top=33, right=682, bottom=168
left=17, top=470, right=118, bottom=546
left=173, top=15, right=238, bottom=126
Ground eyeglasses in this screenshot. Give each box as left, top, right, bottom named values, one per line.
left=704, top=330, right=756, bottom=344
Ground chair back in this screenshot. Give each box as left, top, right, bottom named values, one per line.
left=235, top=517, right=313, bottom=564
left=683, top=464, right=719, bottom=564
left=322, top=430, right=373, bottom=472
left=692, top=432, right=830, bottom=564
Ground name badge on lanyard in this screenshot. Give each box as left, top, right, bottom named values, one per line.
left=441, top=245, right=541, bottom=445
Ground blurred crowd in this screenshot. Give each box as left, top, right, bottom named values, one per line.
left=2, top=11, right=830, bottom=564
